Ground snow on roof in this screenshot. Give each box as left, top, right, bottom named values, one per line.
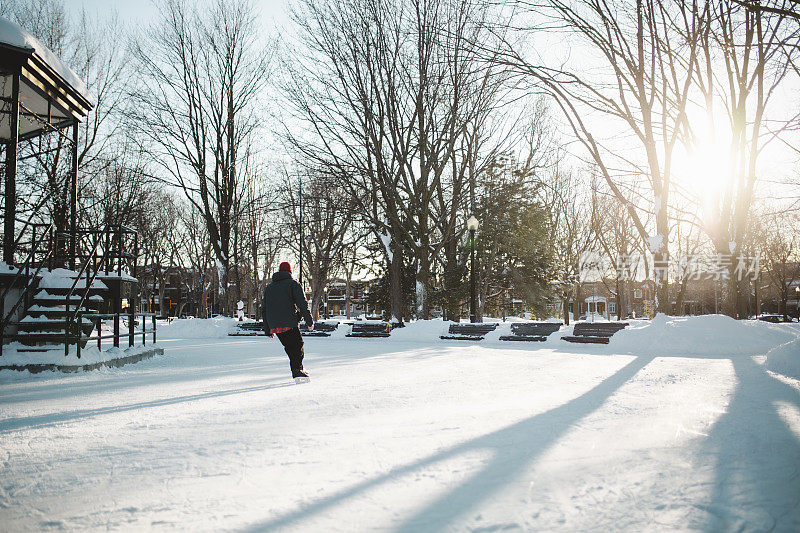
left=0, top=16, right=93, bottom=105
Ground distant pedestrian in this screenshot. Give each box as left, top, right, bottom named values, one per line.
left=262, top=262, right=314, bottom=381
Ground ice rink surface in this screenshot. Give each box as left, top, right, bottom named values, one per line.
left=2, top=316, right=800, bottom=531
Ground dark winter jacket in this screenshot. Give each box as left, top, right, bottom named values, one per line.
left=262, top=270, right=313, bottom=332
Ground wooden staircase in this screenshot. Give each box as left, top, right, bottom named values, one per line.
left=11, top=274, right=109, bottom=351
left=1, top=220, right=140, bottom=356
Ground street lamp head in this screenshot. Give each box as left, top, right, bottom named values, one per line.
left=467, top=215, right=479, bottom=232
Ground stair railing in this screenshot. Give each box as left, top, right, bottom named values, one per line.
left=63, top=227, right=112, bottom=355
left=0, top=221, right=139, bottom=357
left=0, top=221, right=56, bottom=356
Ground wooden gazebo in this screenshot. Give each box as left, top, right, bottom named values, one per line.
left=0, top=15, right=93, bottom=266
left=0, top=17, right=152, bottom=357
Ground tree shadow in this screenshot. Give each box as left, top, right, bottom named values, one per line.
left=0, top=380, right=296, bottom=432
left=697, top=356, right=800, bottom=531
left=239, top=355, right=653, bottom=532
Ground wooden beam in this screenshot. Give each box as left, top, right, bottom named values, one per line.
left=3, top=71, right=19, bottom=264
left=69, top=120, right=78, bottom=270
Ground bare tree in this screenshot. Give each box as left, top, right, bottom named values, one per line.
left=758, top=212, right=800, bottom=319
left=282, top=169, right=356, bottom=320
left=127, top=0, right=271, bottom=314
left=592, top=180, right=643, bottom=320
left=490, top=0, right=713, bottom=314
left=689, top=1, right=800, bottom=317
left=284, top=0, right=509, bottom=322
left=544, top=167, right=595, bottom=325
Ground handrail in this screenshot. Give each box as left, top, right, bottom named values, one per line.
left=0, top=222, right=55, bottom=331
left=63, top=229, right=111, bottom=354
left=65, top=229, right=108, bottom=312
left=0, top=222, right=140, bottom=356
left=76, top=312, right=158, bottom=358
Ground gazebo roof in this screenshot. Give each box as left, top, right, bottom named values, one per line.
left=0, top=16, right=93, bottom=142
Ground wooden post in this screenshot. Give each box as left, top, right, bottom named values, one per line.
left=69, top=121, right=78, bottom=270
left=129, top=309, right=134, bottom=347
left=4, top=72, right=20, bottom=264
left=116, top=227, right=122, bottom=277
left=64, top=316, right=70, bottom=357
left=76, top=313, right=82, bottom=359
left=113, top=313, right=120, bottom=348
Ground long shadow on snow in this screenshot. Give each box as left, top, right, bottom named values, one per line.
left=0, top=340, right=439, bottom=428
left=0, top=380, right=295, bottom=432
left=239, top=354, right=653, bottom=532
left=0, top=337, right=379, bottom=403
left=697, top=355, right=800, bottom=532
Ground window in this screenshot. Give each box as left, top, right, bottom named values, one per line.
left=609, top=302, right=616, bottom=314
left=634, top=289, right=642, bottom=299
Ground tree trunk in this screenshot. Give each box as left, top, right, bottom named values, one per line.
left=417, top=231, right=431, bottom=319
left=389, top=240, right=404, bottom=325
left=345, top=274, right=352, bottom=319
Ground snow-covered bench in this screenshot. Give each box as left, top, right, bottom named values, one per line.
left=228, top=321, right=266, bottom=336
left=301, top=321, right=338, bottom=337
left=346, top=321, right=391, bottom=338
left=499, top=322, right=562, bottom=342
left=561, top=322, right=628, bottom=344
left=440, top=323, right=497, bottom=341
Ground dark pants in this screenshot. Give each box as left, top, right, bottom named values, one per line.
left=276, top=327, right=305, bottom=377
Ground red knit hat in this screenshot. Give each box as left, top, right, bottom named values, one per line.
left=279, top=262, right=292, bottom=273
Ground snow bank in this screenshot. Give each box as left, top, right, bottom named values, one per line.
left=147, top=314, right=797, bottom=358
left=388, top=315, right=796, bottom=357
left=158, top=317, right=240, bottom=340
left=0, top=342, right=161, bottom=367
left=611, top=314, right=798, bottom=357
left=765, top=338, right=800, bottom=380
left=387, top=319, right=451, bottom=341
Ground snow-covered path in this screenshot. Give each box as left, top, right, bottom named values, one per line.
left=2, top=323, right=800, bottom=531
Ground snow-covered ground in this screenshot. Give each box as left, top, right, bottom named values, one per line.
left=2, top=316, right=800, bottom=531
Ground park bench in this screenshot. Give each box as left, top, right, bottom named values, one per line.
left=229, top=320, right=339, bottom=337
left=499, top=322, right=562, bottom=342
left=346, top=321, right=391, bottom=338
left=300, top=321, right=338, bottom=337
left=561, top=322, right=629, bottom=344
left=228, top=321, right=266, bottom=336
left=440, top=323, right=497, bottom=341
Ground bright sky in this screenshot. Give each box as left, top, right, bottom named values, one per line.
left=66, top=0, right=291, bottom=29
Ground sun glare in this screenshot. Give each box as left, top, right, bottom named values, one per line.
left=672, top=108, right=735, bottom=213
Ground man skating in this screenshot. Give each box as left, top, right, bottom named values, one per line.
left=262, top=262, right=314, bottom=382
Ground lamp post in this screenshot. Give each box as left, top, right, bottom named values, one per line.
left=795, top=286, right=799, bottom=321
left=467, top=215, right=479, bottom=323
